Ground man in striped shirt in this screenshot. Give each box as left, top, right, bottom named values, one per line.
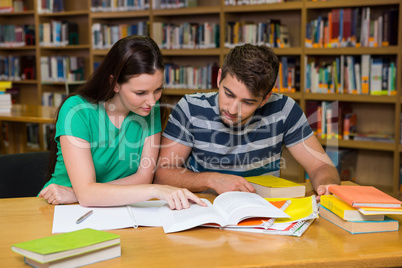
left=155, top=44, right=340, bottom=200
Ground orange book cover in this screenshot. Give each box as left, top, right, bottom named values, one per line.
left=328, top=185, right=402, bottom=208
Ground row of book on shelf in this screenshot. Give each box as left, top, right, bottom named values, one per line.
left=225, top=0, right=283, bottom=5
left=0, top=55, right=35, bottom=81
left=92, top=22, right=149, bottom=50
left=225, top=20, right=290, bottom=49
left=0, top=24, right=35, bottom=47
left=306, top=101, right=394, bottom=143
left=305, top=7, right=398, bottom=48
left=39, top=21, right=79, bottom=47
left=37, top=0, right=64, bottom=14
left=319, top=185, right=401, bottom=234
left=305, top=55, right=397, bottom=96
left=164, top=62, right=219, bottom=90
left=91, top=0, right=150, bottom=11
left=40, top=56, right=85, bottom=83
left=152, top=22, right=220, bottom=50
left=0, top=0, right=24, bottom=13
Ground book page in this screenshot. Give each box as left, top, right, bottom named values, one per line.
left=212, top=192, right=290, bottom=225
left=52, top=201, right=166, bottom=233
left=158, top=199, right=227, bottom=233
left=52, top=205, right=133, bottom=233
left=128, top=201, right=166, bottom=227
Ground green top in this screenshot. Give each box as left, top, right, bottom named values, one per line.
left=42, top=95, right=161, bottom=189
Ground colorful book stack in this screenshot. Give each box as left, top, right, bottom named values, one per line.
left=319, top=185, right=401, bottom=234
left=0, top=81, right=12, bottom=112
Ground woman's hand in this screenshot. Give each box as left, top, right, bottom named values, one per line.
left=39, top=184, right=78, bottom=205
left=153, top=185, right=207, bottom=210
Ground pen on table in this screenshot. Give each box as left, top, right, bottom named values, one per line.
left=76, top=210, right=93, bottom=224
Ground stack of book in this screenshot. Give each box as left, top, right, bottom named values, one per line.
left=319, top=185, right=401, bottom=234
left=11, top=228, right=120, bottom=268
left=0, top=81, right=12, bottom=112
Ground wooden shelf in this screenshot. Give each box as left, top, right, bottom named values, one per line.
left=305, top=93, right=398, bottom=103
left=223, top=47, right=303, bottom=55
left=161, top=49, right=221, bottom=56
left=12, top=80, right=38, bottom=84
left=38, top=10, right=89, bottom=17
left=90, top=10, right=150, bottom=18
left=39, top=45, right=91, bottom=50
left=306, top=0, right=400, bottom=9
left=320, top=139, right=396, bottom=151
left=305, top=47, right=400, bottom=55
left=0, top=46, right=36, bottom=50
left=223, top=1, right=302, bottom=12
left=152, top=6, right=220, bottom=16
left=0, top=11, right=35, bottom=16
left=163, top=88, right=218, bottom=96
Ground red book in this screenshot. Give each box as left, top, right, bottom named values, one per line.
left=328, top=185, right=402, bottom=208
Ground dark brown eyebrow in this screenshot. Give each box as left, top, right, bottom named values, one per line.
left=224, top=86, right=259, bottom=103
left=133, top=84, right=164, bottom=92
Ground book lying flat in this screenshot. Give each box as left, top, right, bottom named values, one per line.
left=245, top=175, right=305, bottom=198
left=319, top=205, right=399, bottom=234
left=224, top=218, right=316, bottom=237
left=357, top=207, right=402, bottom=215
left=320, top=195, right=384, bottom=221
left=11, top=229, right=120, bottom=267
left=328, top=185, right=402, bottom=208
left=53, top=192, right=289, bottom=234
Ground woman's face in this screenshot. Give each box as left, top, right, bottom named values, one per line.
left=114, top=70, right=164, bottom=116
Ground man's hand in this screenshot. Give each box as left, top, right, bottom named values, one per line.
left=39, top=184, right=78, bottom=205
left=315, top=184, right=337, bottom=202
left=209, top=175, right=256, bottom=194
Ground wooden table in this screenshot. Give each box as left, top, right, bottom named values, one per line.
left=2, top=194, right=402, bottom=268
left=0, top=105, right=56, bottom=153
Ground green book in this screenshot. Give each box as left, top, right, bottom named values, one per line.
left=11, top=228, right=120, bottom=267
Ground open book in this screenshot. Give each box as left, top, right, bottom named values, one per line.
left=159, top=192, right=290, bottom=233
left=53, top=192, right=289, bottom=234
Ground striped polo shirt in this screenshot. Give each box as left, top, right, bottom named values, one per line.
left=163, top=92, right=313, bottom=177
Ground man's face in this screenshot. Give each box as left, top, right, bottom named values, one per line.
left=217, top=71, right=270, bottom=127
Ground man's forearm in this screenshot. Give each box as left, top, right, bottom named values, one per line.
left=309, top=163, right=341, bottom=192
left=155, top=166, right=214, bottom=192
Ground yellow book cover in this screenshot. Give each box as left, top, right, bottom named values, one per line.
left=245, top=175, right=305, bottom=198
left=320, top=195, right=384, bottom=221
left=265, top=196, right=318, bottom=223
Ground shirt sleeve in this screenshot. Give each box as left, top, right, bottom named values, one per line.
left=162, top=96, right=194, bottom=147
left=55, top=97, right=96, bottom=143
left=283, top=99, right=314, bottom=148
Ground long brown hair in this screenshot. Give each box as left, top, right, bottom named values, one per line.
left=46, top=35, right=164, bottom=181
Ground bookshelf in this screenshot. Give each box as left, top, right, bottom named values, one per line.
left=0, top=0, right=401, bottom=198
